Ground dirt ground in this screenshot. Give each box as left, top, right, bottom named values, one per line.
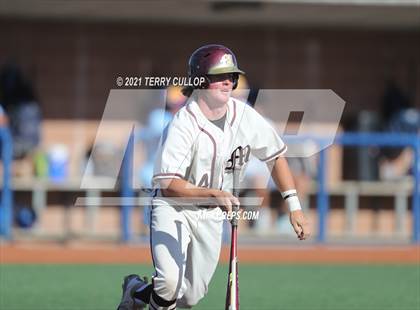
left=1, top=243, right=418, bottom=264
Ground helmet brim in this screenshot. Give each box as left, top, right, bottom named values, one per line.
left=207, top=66, right=245, bottom=75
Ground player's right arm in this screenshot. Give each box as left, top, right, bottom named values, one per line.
left=158, top=178, right=238, bottom=213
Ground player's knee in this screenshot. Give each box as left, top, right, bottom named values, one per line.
left=180, top=288, right=207, bottom=307
left=164, top=274, right=180, bottom=298
left=183, top=295, right=201, bottom=307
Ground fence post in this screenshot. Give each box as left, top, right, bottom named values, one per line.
left=121, top=131, right=134, bottom=242
left=413, top=137, right=420, bottom=243
left=317, top=147, right=328, bottom=243
left=0, top=128, right=13, bottom=239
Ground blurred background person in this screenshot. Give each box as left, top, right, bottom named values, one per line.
left=0, top=62, right=41, bottom=160
left=379, top=80, right=420, bottom=180
left=0, top=62, right=42, bottom=229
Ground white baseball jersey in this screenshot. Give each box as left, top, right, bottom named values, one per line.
left=149, top=97, right=287, bottom=307
left=152, top=97, right=287, bottom=194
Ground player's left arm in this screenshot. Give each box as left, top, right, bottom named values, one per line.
left=244, top=103, right=310, bottom=239
left=269, top=157, right=311, bottom=240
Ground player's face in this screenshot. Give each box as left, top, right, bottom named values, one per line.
left=205, top=73, right=235, bottom=105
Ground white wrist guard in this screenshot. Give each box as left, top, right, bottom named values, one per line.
left=281, top=189, right=302, bottom=212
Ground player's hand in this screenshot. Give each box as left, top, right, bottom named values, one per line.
left=211, top=190, right=240, bottom=213
left=289, top=210, right=310, bottom=240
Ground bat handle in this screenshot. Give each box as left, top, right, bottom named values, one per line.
left=231, top=167, right=240, bottom=227
left=225, top=166, right=240, bottom=310
left=231, top=203, right=239, bottom=227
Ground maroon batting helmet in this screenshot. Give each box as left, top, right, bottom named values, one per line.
left=182, top=44, right=245, bottom=96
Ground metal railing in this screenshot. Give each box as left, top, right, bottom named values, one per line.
left=0, top=127, right=13, bottom=239
left=312, top=133, right=420, bottom=243
left=120, top=131, right=419, bottom=243
left=1, top=130, right=419, bottom=243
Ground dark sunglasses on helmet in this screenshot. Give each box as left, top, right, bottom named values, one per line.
left=207, top=73, right=238, bottom=84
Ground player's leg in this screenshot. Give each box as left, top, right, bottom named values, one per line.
left=147, top=201, right=192, bottom=310
left=177, top=207, right=223, bottom=308
left=117, top=201, right=191, bottom=310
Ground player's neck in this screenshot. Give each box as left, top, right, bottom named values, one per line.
left=197, top=98, right=228, bottom=121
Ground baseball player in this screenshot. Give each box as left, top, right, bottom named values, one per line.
left=117, top=44, right=310, bottom=310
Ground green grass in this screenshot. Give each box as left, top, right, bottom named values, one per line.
left=0, top=264, right=419, bottom=310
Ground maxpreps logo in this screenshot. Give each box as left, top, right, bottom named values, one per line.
left=79, top=89, right=345, bottom=195
left=225, top=145, right=251, bottom=171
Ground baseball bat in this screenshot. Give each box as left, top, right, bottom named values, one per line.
left=225, top=168, right=240, bottom=310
